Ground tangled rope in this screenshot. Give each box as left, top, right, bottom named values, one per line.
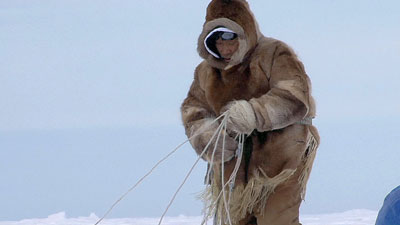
left=94, top=111, right=244, bottom=225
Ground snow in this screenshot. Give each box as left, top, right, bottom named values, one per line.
left=300, top=209, right=378, bottom=225
left=0, top=210, right=378, bottom=225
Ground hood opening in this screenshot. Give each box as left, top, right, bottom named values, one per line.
left=204, top=27, right=237, bottom=59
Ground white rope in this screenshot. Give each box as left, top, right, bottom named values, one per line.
left=219, top=133, right=244, bottom=225
left=228, top=133, right=244, bottom=205
left=221, top=119, right=233, bottom=225
left=201, top=113, right=231, bottom=225
left=93, top=111, right=245, bottom=225
left=157, top=115, right=228, bottom=225
left=200, top=116, right=245, bottom=225
left=201, top=114, right=231, bottom=225
left=94, top=113, right=226, bottom=225
left=94, top=140, right=187, bottom=225
left=205, top=112, right=231, bottom=183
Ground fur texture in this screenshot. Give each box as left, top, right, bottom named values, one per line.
left=222, top=100, right=257, bottom=135
left=181, top=0, right=320, bottom=224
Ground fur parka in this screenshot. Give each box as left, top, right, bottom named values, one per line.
left=181, top=0, right=320, bottom=224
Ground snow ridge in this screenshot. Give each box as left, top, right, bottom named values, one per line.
left=0, top=210, right=378, bottom=225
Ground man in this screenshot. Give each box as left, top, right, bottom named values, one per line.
left=181, top=0, right=320, bottom=224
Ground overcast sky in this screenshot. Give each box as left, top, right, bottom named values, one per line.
left=1, top=0, right=400, bottom=221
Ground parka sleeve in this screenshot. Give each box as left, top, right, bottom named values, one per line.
left=181, top=65, right=216, bottom=143
left=249, top=43, right=313, bottom=131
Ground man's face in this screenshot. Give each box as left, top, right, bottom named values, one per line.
left=216, top=38, right=239, bottom=63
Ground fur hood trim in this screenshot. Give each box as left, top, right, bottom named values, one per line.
left=198, top=18, right=248, bottom=70
left=197, top=0, right=262, bottom=70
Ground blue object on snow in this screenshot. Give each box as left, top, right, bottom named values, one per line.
left=376, top=185, right=400, bottom=225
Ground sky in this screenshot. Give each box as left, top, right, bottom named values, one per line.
left=1, top=0, right=400, bottom=221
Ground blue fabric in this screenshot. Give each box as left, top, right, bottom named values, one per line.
left=376, top=186, right=400, bottom=225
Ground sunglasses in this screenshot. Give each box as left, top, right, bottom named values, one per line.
left=216, top=31, right=238, bottom=40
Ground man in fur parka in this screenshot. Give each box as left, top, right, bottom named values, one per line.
left=181, top=0, right=320, bottom=224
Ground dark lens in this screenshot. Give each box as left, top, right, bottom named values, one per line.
left=221, top=32, right=236, bottom=40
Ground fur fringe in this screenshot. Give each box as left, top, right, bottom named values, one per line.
left=201, top=168, right=296, bottom=224
left=299, top=133, right=318, bottom=200
left=200, top=133, right=319, bottom=225
left=230, top=169, right=296, bottom=221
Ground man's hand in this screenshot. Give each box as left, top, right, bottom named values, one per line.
left=190, top=121, right=237, bottom=163
left=221, top=100, right=257, bottom=135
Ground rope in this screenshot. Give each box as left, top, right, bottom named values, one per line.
left=201, top=113, right=232, bottom=225
left=94, top=139, right=186, bottom=225
left=157, top=114, right=228, bottom=225
left=94, top=113, right=226, bottom=225
left=93, top=111, right=244, bottom=225
left=202, top=112, right=231, bottom=225
left=200, top=132, right=245, bottom=225
left=221, top=119, right=233, bottom=225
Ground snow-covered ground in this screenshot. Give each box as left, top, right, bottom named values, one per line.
left=0, top=209, right=378, bottom=225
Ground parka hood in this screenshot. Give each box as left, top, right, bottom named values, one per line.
left=197, top=0, right=262, bottom=70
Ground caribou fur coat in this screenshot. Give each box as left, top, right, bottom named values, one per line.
left=181, top=0, right=320, bottom=224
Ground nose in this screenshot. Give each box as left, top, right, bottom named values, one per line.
left=220, top=46, right=233, bottom=56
